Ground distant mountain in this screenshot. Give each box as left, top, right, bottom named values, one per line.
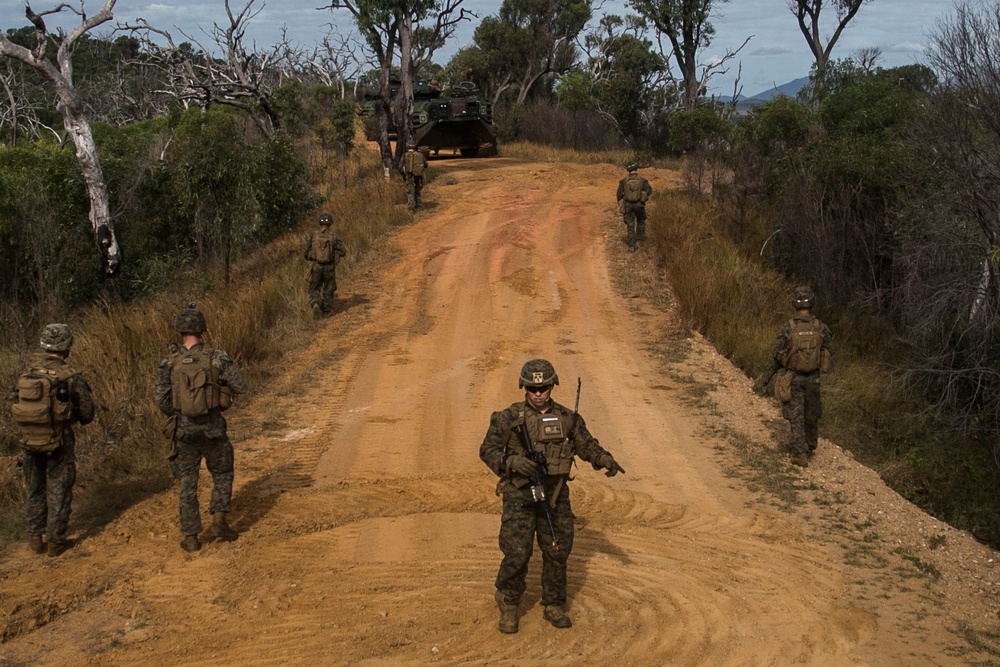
left=715, top=77, right=810, bottom=108
left=743, top=77, right=810, bottom=102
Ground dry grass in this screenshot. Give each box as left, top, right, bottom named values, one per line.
left=0, top=143, right=408, bottom=539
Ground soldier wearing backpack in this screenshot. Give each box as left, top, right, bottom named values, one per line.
left=303, top=212, right=347, bottom=319
left=403, top=142, right=428, bottom=212
left=9, top=323, right=94, bottom=557
left=771, top=286, right=833, bottom=468
left=616, top=162, right=653, bottom=252
left=154, top=303, right=247, bottom=553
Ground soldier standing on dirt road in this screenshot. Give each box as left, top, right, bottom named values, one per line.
left=769, top=286, right=833, bottom=468
left=403, top=142, right=427, bottom=212
left=616, top=162, right=653, bottom=252
left=154, top=302, right=247, bottom=552
left=479, top=359, right=626, bottom=634
left=9, top=324, right=94, bottom=557
left=303, top=212, right=347, bottom=319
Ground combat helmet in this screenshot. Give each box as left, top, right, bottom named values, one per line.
left=518, top=359, right=559, bottom=389
left=39, top=323, right=73, bottom=352
left=318, top=212, right=333, bottom=227
left=173, top=302, right=206, bottom=335
left=790, top=285, right=815, bottom=310
left=626, top=162, right=638, bottom=172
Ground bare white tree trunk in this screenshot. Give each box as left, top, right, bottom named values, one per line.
left=0, top=1, right=122, bottom=275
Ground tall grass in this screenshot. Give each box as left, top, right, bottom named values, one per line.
left=648, top=189, right=1000, bottom=547
left=0, top=145, right=409, bottom=540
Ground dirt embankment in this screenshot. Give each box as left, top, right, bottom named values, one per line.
left=1, top=157, right=999, bottom=666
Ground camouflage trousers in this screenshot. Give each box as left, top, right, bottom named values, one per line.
left=23, top=438, right=76, bottom=544
left=169, top=433, right=234, bottom=536
left=623, top=202, right=647, bottom=249
left=781, top=371, right=822, bottom=455
left=495, top=480, right=575, bottom=608
left=406, top=175, right=423, bottom=211
left=308, top=263, right=338, bottom=314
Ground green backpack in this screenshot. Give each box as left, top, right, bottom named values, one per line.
left=10, top=366, right=77, bottom=452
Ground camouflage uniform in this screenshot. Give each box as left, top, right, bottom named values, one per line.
left=773, top=313, right=833, bottom=459
left=303, top=216, right=347, bottom=316
left=18, top=351, right=94, bottom=548
left=616, top=165, right=653, bottom=251
left=480, top=374, right=622, bottom=623
left=154, top=343, right=246, bottom=537
left=403, top=148, right=427, bottom=211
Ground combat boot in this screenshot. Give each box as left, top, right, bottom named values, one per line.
left=790, top=452, right=809, bottom=468
left=180, top=535, right=201, bottom=552
left=494, top=591, right=519, bottom=634
left=543, top=605, right=572, bottom=629
left=210, top=511, right=238, bottom=541
left=47, top=539, right=72, bottom=558
left=28, top=535, right=45, bottom=555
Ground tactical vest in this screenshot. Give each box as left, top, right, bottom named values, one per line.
left=170, top=347, right=231, bottom=417
left=623, top=174, right=646, bottom=203
left=780, top=317, right=824, bottom=373
left=10, top=365, right=78, bottom=452
left=510, top=406, right=576, bottom=476
left=311, top=230, right=337, bottom=264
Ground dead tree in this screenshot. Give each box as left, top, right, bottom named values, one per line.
left=0, top=0, right=122, bottom=275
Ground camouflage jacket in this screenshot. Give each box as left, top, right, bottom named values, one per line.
left=479, top=399, right=611, bottom=487
left=772, top=314, right=834, bottom=372
left=154, top=342, right=247, bottom=439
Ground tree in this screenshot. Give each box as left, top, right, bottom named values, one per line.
left=127, top=0, right=284, bottom=138
left=575, top=14, right=667, bottom=145
left=628, top=0, right=746, bottom=111
left=0, top=0, right=122, bottom=275
left=465, top=0, right=592, bottom=107
left=321, top=0, right=469, bottom=173
left=789, top=0, right=873, bottom=100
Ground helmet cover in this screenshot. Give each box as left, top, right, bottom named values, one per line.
left=790, top=285, right=815, bottom=309
left=173, top=302, right=206, bottom=334
left=39, top=323, right=73, bottom=352
left=518, top=359, right=559, bottom=389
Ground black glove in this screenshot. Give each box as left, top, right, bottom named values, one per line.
left=600, top=453, right=625, bottom=477
left=506, top=454, right=538, bottom=477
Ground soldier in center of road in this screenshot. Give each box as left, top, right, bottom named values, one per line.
left=479, top=359, right=626, bottom=634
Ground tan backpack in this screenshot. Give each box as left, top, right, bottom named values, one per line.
left=10, top=366, right=77, bottom=452
left=170, top=347, right=231, bottom=417
left=310, top=231, right=337, bottom=264
left=406, top=151, right=426, bottom=177
left=780, top=318, right=824, bottom=373
left=623, top=174, right=646, bottom=203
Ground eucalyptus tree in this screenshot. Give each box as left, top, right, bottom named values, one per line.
left=459, top=0, right=592, bottom=107
left=628, top=0, right=746, bottom=111
left=0, top=0, right=122, bottom=275
left=788, top=0, right=873, bottom=100
left=321, top=0, right=470, bottom=172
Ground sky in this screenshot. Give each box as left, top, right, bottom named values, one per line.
left=1, top=0, right=959, bottom=97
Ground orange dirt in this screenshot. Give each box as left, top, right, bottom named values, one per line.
left=1, top=157, right=999, bottom=666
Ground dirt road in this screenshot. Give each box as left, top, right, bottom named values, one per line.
left=2, top=157, right=999, bottom=666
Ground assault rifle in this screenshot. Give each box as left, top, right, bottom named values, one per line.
left=511, top=422, right=559, bottom=551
